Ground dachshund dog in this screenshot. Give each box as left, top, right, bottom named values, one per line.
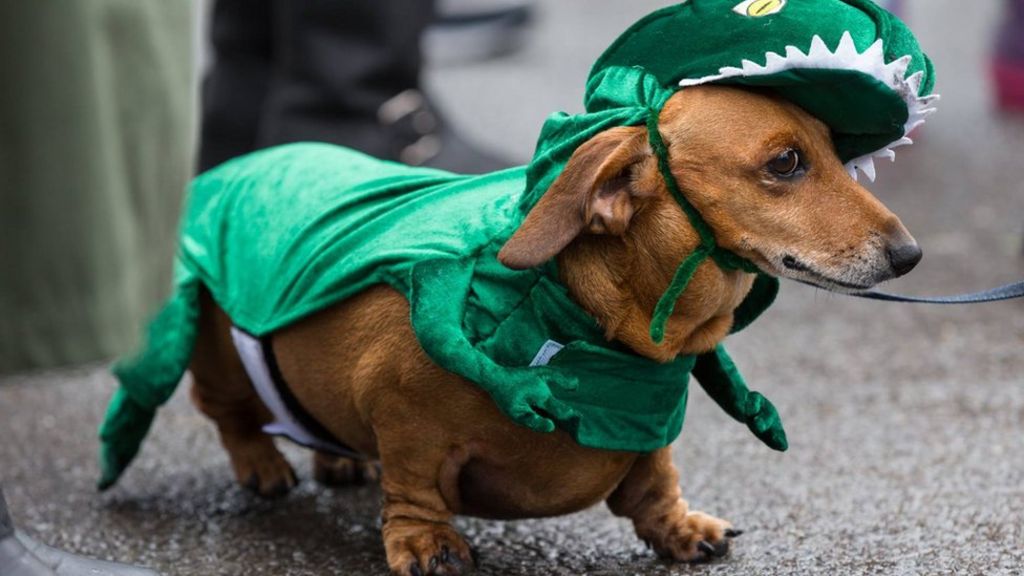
left=188, top=85, right=921, bottom=575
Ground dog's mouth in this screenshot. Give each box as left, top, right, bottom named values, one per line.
left=781, top=254, right=875, bottom=292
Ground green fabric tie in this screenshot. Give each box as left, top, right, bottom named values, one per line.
left=645, top=108, right=759, bottom=344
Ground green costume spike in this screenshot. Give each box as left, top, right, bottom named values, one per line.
left=99, top=0, right=937, bottom=490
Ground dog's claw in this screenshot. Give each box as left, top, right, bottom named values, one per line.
left=725, top=528, right=744, bottom=538
left=696, top=539, right=729, bottom=560
left=387, top=524, right=473, bottom=575
left=697, top=541, right=716, bottom=557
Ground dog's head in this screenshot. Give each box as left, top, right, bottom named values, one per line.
left=500, top=85, right=921, bottom=293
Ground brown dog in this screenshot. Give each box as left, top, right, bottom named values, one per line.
left=188, top=85, right=920, bottom=575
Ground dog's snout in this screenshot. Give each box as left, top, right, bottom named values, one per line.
left=887, top=241, right=923, bottom=278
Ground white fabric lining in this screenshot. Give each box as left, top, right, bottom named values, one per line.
left=230, top=327, right=345, bottom=454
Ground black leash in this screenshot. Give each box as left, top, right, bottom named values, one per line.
left=826, top=280, right=1024, bottom=304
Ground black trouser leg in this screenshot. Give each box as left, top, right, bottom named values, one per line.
left=198, top=0, right=274, bottom=172
left=258, top=0, right=437, bottom=159
left=0, top=487, right=14, bottom=540
left=200, top=0, right=437, bottom=172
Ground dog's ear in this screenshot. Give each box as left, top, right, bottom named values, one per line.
left=499, top=126, right=650, bottom=270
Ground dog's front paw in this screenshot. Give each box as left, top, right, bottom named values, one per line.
left=384, top=521, right=476, bottom=576
left=644, top=511, right=740, bottom=563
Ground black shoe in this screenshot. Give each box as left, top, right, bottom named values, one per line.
left=377, top=89, right=512, bottom=174
left=427, top=0, right=535, bottom=65
left=0, top=532, right=159, bottom=576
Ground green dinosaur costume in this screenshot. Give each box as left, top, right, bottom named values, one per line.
left=98, top=0, right=937, bottom=489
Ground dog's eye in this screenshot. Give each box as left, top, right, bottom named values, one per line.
left=767, top=149, right=803, bottom=178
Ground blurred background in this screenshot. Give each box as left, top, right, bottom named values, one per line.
left=1, top=1, right=1022, bottom=575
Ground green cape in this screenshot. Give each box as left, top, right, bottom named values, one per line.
left=98, top=138, right=784, bottom=489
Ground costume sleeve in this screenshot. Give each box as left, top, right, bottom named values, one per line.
left=731, top=275, right=780, bottom=335
left=692, top=345, right=788, bottom=451
left=408, top=259, right=581, bottom=433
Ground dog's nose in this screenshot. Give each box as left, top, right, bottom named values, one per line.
left=887, top=242, right=923, bottom=278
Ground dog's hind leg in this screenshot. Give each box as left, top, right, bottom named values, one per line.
left=313, top=452, right=380, bottom=487
left=606, top=447, right=738, bottom=563
left=189, top=288, right=298, bottom=498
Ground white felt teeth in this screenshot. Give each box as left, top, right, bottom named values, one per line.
left=860, top=38, right=885, bottom=66
left=877, top=149, right=897, bottom=162
left=765, top=51, right=787, bottom=68
left=809, top=35, right=830, bottom=59
left=679, top=30, right=940, bottom=183
left=887, top=55, right=913, bottom=85
left=848, top=156, right=877, bottom=182
left=906, top=71, right=924, bottom=96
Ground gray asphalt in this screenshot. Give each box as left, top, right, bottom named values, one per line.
left=2, top=1, right=1023, bottom=575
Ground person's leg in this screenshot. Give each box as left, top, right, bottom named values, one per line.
left=990, top=0, right=1024, bottom=253
left=261, top=0, right=507, bottom=173
left=0, top=488, right=14, bottom=540
left=0, top=0, right=192, bottom=374
left=998, top=0, right=1024, bottom=57
left=428, top=0, right=535, bottom=66
left=994, top=0, right=1024, bottom=112
left=198, top=0, right=274, bottom=172
left=260, top=0, right=434, bottom=159
left=0, top=532, right=54, bottom=576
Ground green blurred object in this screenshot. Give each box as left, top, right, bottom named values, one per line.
left=0, top=0, right=195, bottom=374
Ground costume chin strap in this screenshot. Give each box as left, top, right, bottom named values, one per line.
left=646, top=107, right=760, bottom=345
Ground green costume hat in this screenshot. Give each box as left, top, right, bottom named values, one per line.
left=590, top=0, right=938, bottom=181
left=98, top=0, right=935, bottom=490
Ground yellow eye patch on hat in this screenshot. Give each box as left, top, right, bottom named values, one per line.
left=734, top=0, right=787, bottom=17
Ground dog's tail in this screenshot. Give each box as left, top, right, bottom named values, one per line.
left=97, top=261, right=201, bottom=491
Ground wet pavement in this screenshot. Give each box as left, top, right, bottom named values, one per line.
left=2, top=1, right=1023, bottom=575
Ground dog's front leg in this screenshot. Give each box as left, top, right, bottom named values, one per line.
left=606, top=447, right=738, bottom=563
left=378, top=442, right=476, bottom=576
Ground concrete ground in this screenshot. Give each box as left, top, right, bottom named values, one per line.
left=2, top=1, right=1023, bottom=574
